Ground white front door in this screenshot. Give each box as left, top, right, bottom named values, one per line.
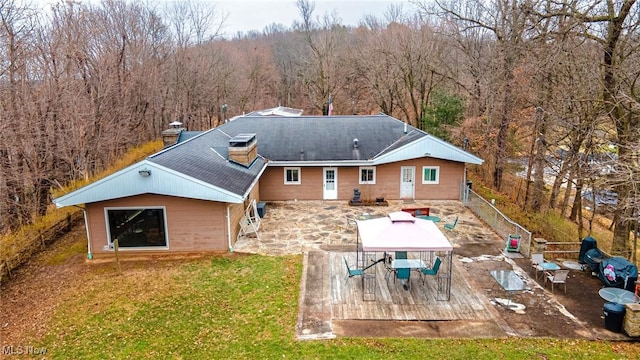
left=400, top=166, right=415, bottom=199
left=323, top=168, right=338, bottom=200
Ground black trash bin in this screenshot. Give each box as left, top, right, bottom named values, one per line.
left=603, top=302, right=626, bottom=332
left=256, top=202, right=267, bottom=218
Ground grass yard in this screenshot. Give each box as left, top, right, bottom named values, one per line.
left=22, top=253, right=636, bottom=359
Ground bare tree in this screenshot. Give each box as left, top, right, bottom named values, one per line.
left=164, top=0, right=225, bottom=47
left=350, top=12, right=405, bottom=117
left=420, top=0, right=534, bottom=191
left=530, top=0, right=640, bottom=256
left=393, top=18, right=450, bottom=127
left=0, top=0, right=38, bottom=226
left=295, top=0, right=348, bottom=114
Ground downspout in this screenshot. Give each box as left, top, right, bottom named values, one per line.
left=226, top=204, right=233, bottom=252
left=73, top=205, right=92, bottom=260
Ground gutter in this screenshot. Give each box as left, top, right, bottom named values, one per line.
left=73, top=205, right=93, bottom=260
left=266, top=160, right=373, bottom=167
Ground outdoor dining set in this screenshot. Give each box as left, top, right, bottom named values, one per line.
left=345, top=250, right=442, bottom=288
left=344, top=210, right=457, bottom=301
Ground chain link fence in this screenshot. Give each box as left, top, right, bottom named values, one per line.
left=462, top=185, right=532, bottom=257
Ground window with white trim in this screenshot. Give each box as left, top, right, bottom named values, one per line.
left=105, top=207, right=168, bottom=248
left=422, top=166, right=440, bottom=184
left=284, top=167, right=301, bottom=184
left=359, top=167, right=376, bottom=184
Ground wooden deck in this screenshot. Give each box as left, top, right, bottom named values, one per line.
left=332, top=252, right=493, bottom=321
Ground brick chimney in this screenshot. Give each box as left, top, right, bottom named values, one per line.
left=162, top=121, right=185, bottom=147
left=228, top=133, right=258, bottom=167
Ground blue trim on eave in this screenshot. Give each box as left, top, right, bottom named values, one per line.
left=53, top=160, right=245, bottom=208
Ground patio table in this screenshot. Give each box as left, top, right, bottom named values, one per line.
left=490, top=270, right=529, bottom=304
left=598, top=287, right=640, bottom=304
left=417, top=215, right=441, bottom=223
left=538, top=262, right=561, bottom=271
left=534, top=261, right=561, bottom=280
left=392, top=259, right=427, bottom=270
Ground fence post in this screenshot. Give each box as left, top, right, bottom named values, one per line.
left=534, top=238, right=547, bottom=254
left=114, top=238, right=122, bottom=275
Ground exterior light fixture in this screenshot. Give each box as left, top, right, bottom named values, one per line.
left=138, top=169, right=151, bottom=177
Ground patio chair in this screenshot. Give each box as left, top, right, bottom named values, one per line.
left=345, top=215, right=357, bottom=230
left=383, top=252, right=396, bottom=282
left=343, top=256, right=364, bottom=285
left=420, top=257, right=441, bottom=285
left=544, top=269, right=569, bottom=293
left=394, top=251, right=411, bottom=290
left=531, top=253, right=544, bottom=279
left=444, top=216, right=459, bottom=231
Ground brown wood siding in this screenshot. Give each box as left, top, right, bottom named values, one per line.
left=414, top=159, right=465, bottom=200
left=259, top=159, right=464, bottom=201
left=229, top=182, right=261, bottom=246
left=260, top=167, right=324, bottom=200
left=86, top=194, right=228, bottom=254
left=228, top=203, right=244, bottom=246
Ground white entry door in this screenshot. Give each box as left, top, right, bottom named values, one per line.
left=323, top=168, right=338, bottom=200
left=400, top=166, right=415, bottom=199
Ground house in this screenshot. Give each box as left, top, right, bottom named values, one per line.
left=53, top=114, right=483, bottom=257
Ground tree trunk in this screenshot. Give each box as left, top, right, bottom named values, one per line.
left=549, top=153, right=570, bottom=210
left=569, top=167, right=583, bottom=223
left=531, top=106, right=547, bottom=212
left=603, top=0, right=637, bottom=258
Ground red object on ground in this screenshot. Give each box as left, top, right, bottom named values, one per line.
left=400, top=208, right=430, bottom=217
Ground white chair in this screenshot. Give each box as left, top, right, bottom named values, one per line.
left=545, top=270, right=569, bottom=293
left=531, top=253, right=544, bottom=279
left=345, top=215, right=357, bottom=230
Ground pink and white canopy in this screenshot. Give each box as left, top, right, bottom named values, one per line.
left=356, top=211, right=453, bottom=252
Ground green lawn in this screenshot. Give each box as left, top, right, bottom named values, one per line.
left=37, top=255, right=637, bottom=359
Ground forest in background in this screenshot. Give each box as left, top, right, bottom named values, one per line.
left=1, top=0, right=639, bottom=257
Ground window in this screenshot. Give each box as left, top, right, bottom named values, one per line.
left=106, top=208, right=168, bottom=248
left=359, top=167, right=376, bottom=184
left=284, top=167, right=301, bottom=184
left=422, top=166, right=440, bottom=184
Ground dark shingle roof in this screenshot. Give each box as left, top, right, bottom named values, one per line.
left=177, top=131, right=203, bottom=143
left=218, top=114, right=426, bottom=161
left=149, top=129, right=265, bottom=195
left=147, top=114, right=443, bottom=196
